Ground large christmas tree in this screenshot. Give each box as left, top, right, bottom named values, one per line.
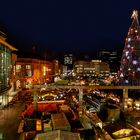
left=119, top=10, right=140, bottom=85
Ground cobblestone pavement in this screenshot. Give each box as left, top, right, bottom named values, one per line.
left=0, top=102, right=24, bottom=140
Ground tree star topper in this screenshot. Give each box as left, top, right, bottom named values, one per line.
left=131, top=10, right=138, bottom=19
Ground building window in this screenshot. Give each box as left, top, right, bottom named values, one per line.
left=26, top=65, right=32, bottom=77
left=26, top=65, right=31, bottom=69
left=16, top=65, right=21, bottom=72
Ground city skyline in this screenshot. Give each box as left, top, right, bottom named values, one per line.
left=0, top=1, right=140, bottom=55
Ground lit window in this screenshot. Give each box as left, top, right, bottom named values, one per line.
left=48, top=68, right=51, bottom=72
left=16, top=65, right=21, bottom=72
left=26, top=65, right=31, bottom=69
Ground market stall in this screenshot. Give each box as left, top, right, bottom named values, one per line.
left=51, top=113, right=71, bottom=131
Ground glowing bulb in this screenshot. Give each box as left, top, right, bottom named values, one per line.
left=125, top=51, right=129, bottom=56
left=128, top=37, right=131, bottom=42
left=137, top=68, right=140, bottom=71
left=133, top=60, right=137, bottom=65
left=120, top=73, right=124, bottom=77
left=127, top=44, right=130, bottom=48
left=125, top=80, right=129, bottom=83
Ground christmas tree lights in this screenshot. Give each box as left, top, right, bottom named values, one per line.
left=119, top=10, right=140, bottom=85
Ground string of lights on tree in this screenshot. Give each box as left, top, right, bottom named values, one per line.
left=119, top=10, right=140, bottom=85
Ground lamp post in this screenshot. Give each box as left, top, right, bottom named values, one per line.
left=33, top=86, right=39, bottom=117
left=79, top=81, right=83, bottom=117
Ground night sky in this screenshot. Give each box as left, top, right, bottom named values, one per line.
left=1, top=1, right=140, bottom=57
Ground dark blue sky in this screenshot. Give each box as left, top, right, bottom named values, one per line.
left=1, top=0, right=140, bottom=55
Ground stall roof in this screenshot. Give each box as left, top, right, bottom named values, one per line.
left=34, top=130, right=81, bottom=140
left=51, top=113, right=71, bottom=131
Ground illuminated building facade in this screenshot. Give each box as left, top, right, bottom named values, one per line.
left=64, top=54, right=73, bottom=65
left=63, top=54, right=73, bottom=75
left=119, top=10, right=140, bottom=85
left=0, top=31, right=17, bottom=92
left=74, top=60, right=110, bottom=77
left=0, top=31, right=17, bottom=107
left=53, top=60, right=62, bottom=76
left=15, top=58, right=54, bottom=88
